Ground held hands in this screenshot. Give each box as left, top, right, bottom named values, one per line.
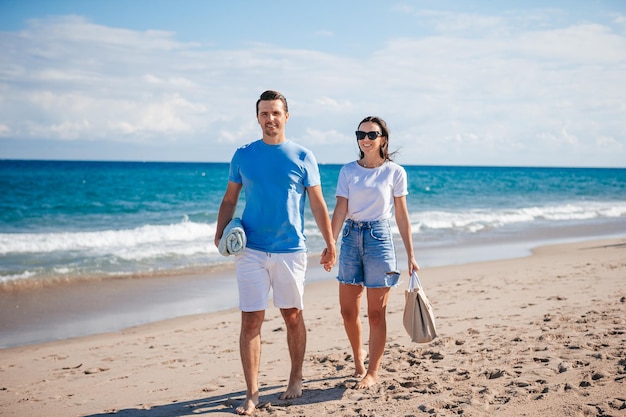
left=320, top=247, right=336, bottom=272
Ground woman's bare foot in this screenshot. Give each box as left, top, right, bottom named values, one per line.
left=235, top=396, right=258, bottom=415
left=279, top=380, right=303, bottom=400
left=353, top=373, right=377, bottom=390
left=353, top=349, right=368, bottom=377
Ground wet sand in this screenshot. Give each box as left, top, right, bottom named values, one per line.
left=1, top=238, right=624, bottom=416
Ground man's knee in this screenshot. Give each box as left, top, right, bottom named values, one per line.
left=280, top=308, right=303, bottom=328
left=241, top=311, right=264, bottom=333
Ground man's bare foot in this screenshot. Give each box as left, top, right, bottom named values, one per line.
left=353, top=373, right=377, bottom=390
left=235, top=396, right=258, bottom=415
left=279, top=380, right=303, bottom=400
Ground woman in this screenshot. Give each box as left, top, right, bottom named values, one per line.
left=330, top=116, right=419, bottom=389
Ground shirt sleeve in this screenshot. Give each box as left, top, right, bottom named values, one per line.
left=228, top=149, right=242, bottom=184
left=302, top=149, right=321, bottom=187
left=335, top=166, right=349, bottom=198
left=393, top=165, right=409, bottom=197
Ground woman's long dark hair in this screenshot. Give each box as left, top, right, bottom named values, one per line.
left=358, top=116, right=396, bottom=161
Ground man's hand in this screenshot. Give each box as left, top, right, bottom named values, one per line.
left=320, top=247, right=336, bottom=272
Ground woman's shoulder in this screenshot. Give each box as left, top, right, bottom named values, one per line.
left=385, top=160, right=403, bottom=168
left=386, top=160, right=406, bottom=171
left=340, top=160, right=360, bottom=170
left=384, top=161, right=408, bottom=182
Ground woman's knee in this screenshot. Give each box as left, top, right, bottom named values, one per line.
left=367, top=308, right=386, bottom=327
left=340, top=305, right=360, bottom=322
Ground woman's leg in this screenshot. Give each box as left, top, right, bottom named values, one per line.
left=339, top=282, right=366, bottom=377
left=355, top=286, right=391, bottom=389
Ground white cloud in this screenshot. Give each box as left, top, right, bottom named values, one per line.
left=1, top=9, right=625, bottom=167
left=418, top=10, right=507, bottom=35
left=24, top=15, right=188, bottom=51
left=315, top=30, right=335, bottom=38
left=312, top=97, right=353, bottom=110
left=612, top=13, right=626, bottom=27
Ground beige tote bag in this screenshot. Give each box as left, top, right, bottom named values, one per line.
left=403, top=272, right=437, bottom=343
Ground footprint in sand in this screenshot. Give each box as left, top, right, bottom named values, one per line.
left=84, top=367, right=109, bottom=374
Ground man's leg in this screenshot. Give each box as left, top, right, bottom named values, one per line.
left=236, top=310, right=265, bottom=415
left=279, top=307, right=306, bottom=400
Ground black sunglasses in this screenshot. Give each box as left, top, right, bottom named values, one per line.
left=355, top=130, right=382, bottom=140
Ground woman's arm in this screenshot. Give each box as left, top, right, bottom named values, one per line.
left=394, top=195, right=420, bottom=276
left=330, top=196, right=349, bottom=243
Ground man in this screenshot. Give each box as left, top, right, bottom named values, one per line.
left=214, top=90, right=336, bottom=415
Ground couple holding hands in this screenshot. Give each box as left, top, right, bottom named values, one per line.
left=214, top=90, right=419, bottom=415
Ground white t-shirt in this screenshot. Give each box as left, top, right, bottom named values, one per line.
left=335, top=161, right=408, bottom=222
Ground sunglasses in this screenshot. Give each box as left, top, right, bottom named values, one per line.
left=355, top=130, right=382, bottom=140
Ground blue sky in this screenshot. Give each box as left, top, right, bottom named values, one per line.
left=1, top=1, right=625, bottom=167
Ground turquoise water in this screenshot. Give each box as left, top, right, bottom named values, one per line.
left=1, top=160, right=625, bottom=288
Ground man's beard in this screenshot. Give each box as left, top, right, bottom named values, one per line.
left=263, top=124, right=279, bottom=136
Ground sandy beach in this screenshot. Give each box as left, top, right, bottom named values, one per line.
left=1, top=238, right=625, bottom=416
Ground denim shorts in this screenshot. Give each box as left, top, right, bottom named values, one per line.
left=337, top=219, right=400, bottom=288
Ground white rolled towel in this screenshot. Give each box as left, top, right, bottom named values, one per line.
left=218, top=217, right=246, bottom=256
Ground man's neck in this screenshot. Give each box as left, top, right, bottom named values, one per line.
left=262, top=134, right=287, bottom=145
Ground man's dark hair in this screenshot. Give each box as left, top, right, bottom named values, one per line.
left=256, top=90, right=289, bottom=115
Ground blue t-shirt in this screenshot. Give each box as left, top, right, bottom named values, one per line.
left=229, top=139, right=321, bottom=253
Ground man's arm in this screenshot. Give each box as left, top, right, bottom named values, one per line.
left=306, top=184, right=336, bottom=271
left=214, top=181, right=243, bottom=248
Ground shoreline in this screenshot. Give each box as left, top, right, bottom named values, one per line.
left=0, top=237, right=624, bottom=416
left=1, top=223, right=625, bottom=349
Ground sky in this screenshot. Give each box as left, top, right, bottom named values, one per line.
left=0, top=0, right=625, bottom=167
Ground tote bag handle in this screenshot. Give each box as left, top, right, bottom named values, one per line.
left=408, top=271, right=423, bottom=292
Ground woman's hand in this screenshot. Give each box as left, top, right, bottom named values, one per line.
left=408, top=257, right=420, bottom=276
left=320, top=247, right=336, bottom=272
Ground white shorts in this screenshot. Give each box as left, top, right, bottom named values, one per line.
left=234, top=248, right=307, bottom=312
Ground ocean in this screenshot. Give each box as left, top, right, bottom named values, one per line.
left=1, top=160, right=625, bottom=347
left=2, top=160, right=625, bottom=288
